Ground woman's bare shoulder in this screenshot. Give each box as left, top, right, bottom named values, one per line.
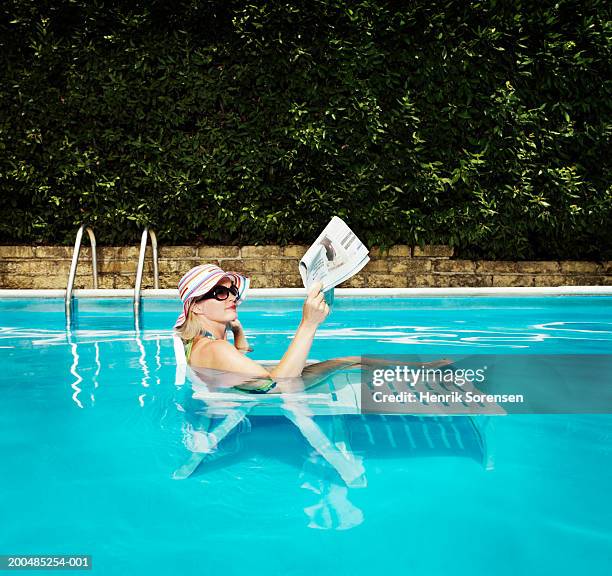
left=190, top=338, right=228, bottom=365
left=191, top=339, right=270, bottom=376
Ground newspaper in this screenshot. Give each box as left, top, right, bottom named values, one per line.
left=299, top=217, right=370, bottom=306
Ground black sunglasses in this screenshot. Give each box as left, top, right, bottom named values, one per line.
left=196, top=284, right=240, bottom=302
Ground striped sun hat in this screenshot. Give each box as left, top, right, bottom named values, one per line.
left=174, top=264, right=250, bottom=329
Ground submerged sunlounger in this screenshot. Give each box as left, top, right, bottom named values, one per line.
left=172, top=335, right=366, bottom=484
left=172, top=336, right=495, bottom=483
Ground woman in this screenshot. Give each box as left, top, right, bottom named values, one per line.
left=174, top=264, right=450, bottom=394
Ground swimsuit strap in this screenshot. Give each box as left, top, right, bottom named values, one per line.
left=184, top=330, right=217, bottom=362
left=184, top=339, right=194, bottom=363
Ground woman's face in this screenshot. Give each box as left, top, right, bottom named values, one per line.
left=191, top=278, right=238, bottom=324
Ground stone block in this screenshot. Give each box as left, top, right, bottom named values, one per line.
left=97, top=247, right=116, bottom=260
left=476, top=261, right=519, bottom=273
left=122, top=246, right=143, bottom=260
left=516, top=261, right=560, bottom=274
left=387, top=245, right=411, bottom=257
left=404, top=259, right=433, bottom=273
left=0, top=246, right=36, bottom=258
left=364, top=274, right=404, bottom=288
left=158, top=259, right=198, bottom=275
left=241, top=245, right=282, bottom=258
left=433, top=260, right=477, bottom=273
left=283, top=274, right=304, bottom=287
left=39, top=275, right=68, bottom=289
left=433, top=274, right=492, bottom=288
left=139, top=278, right=160, bottom=290
left=198, top=245, right=239, bottom=259
left=66, top=273, right=93, bottom=290
left=281, top=245, right=308, bottom=258
left=6, top=260, right=68, bottom=275
left=411, top=274, right=435, bottom=287
left=98, top=247, right=115, bottom=260
left=533, top=275, right=568, bottom=287
left=1, top=273, right=18, bottom=289
left=491, top=274, right=534, bottom=287
left=413, top=245, right=454, bottom=258
left=264, top=260, right=297, bottom=274
left=97, top=275, right=115, bottom=289
left=364, top=260, right=389, bottom=273
left=558, top=261, right=602, bottom=274
left=113, top=275, right=134, bottom=289
left=63, top=261, right=84, bottom=276
left=98, top=247, right=141, bottom=260
left=232, top=259, right=265, bottom=273
left=556, top=275, right=608, bottom=286
left=383, top=259, right=432, bottom=274
left=160, top=272, right=182, bottom=287
left=219, top=261, right=251, bottom=275
left=35, top=246, right=73, bottom=258
left=254, top=275, right=284, bottom=288
left=158, top=246, right=196, bottom=258
left=99, top=260, right=135, bottom=274
left=389, top=261, right=408, bottom=274
left=137, top=268, right=159, bottom=287
left=1, top=273, right=59, bottom=289
left=339, top=275, right=367, bottom=288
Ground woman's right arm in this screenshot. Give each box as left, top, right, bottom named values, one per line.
left=268, top=282, right=328, bottom=378
left=189, top=282, right=329, bottom=378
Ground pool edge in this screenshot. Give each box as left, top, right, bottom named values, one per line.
left=1, top=286, right=611, bottom=299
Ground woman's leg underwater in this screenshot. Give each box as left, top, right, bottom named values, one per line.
left=272, top=356, right=453, bottom=393
left=301, top=355, right=453, bottom=382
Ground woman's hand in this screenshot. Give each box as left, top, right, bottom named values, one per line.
left=227, top=318, right=252, bottom=352
left=301, top=281, right=330, bottom=328
left=227, top=318, right=243, bottom=333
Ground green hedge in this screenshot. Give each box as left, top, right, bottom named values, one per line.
left=1, top=0, right=610, bottom=259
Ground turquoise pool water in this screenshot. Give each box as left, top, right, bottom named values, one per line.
left=1, top=296, right=611, bottom=575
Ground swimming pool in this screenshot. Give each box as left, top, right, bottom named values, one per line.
left=1, top=294, right=611, bottom=575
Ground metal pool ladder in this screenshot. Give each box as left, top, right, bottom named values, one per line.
left=65, top=225, right=98, bottom=326
left=134, top=227, right=159, bottom=329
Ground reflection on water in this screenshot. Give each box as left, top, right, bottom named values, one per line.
left=300, top=451, right=364, bottom=530
left=314, top=321, right=612, bottom=349
left=2, top=316, right=611, bottom=350
left=63, top=328, right=166, bottom=408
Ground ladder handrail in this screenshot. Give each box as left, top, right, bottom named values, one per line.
left=134, top=227, right=159, bottom=325
left=65, top=225, right=98, bottom=323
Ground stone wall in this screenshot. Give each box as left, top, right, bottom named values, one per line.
left=0, top=245, right=610, bottom=289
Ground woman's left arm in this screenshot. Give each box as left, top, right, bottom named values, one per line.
left=228, top=319, right=253, bottom=353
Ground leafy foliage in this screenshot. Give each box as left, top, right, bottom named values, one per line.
left=0, top=0, right=610, bottom=258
